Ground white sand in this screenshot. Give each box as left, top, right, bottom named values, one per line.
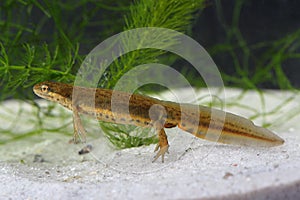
left=0, top=88, right=299, bottom=199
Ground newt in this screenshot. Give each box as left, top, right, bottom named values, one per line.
left=33, top=81, right=284, bottom=162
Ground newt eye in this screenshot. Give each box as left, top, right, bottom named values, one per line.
left=41, top=85, right=50, bottom=93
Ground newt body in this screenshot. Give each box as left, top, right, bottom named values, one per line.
left=33, top=81, right=284, bottom=162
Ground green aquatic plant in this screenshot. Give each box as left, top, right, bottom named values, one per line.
left=0, top=0, right=299, bottom=148
left=0, top=0, right=207, bottom=147
left=95, top=0, right=207, bottom=148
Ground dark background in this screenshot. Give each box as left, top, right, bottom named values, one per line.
left=193, top=0, right=300, bottom=88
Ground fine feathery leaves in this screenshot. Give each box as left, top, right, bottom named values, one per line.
left=1, top=0, right=299, bottom=148
left=0, top=42, right=77, bottom=100
left=97, top=0, right=207, bottom=148
left=100, top=0, right=206, bottom=89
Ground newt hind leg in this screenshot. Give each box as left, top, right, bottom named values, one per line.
left=149, top=104, right=169, bottom=163
left=152, top=128, right=169, bottom=163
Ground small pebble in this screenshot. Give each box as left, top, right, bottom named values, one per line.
left=78, top=144, right=93, bottom=155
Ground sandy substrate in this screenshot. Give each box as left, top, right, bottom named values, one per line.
left=0, top=89, right=299, bottom=199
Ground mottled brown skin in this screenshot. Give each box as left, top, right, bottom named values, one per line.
left=33, top=81, right=284, bottom=162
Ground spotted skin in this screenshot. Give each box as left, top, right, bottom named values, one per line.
left=33, top=81, right=284, bottom=162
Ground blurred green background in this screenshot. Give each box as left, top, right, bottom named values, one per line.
left=1, top=0, right=299, bottom=101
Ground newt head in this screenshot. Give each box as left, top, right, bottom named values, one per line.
left=33, top=81, right=73, bottom=104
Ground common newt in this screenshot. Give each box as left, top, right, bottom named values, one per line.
left=33, top=81, right=284, bottom=162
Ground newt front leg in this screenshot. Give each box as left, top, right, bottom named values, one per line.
left=72, top=105, right=87, bottom=143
